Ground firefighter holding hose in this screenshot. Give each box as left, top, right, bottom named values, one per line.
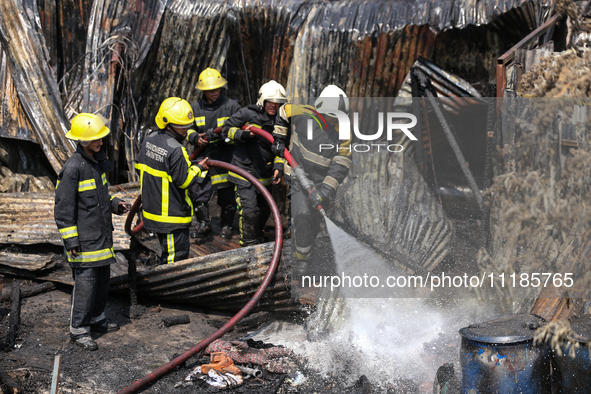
left=135, top=98, right=209, bottom=265
left=222, top=80, right=287, bottom=246
left=272, top=85, right=352, bottom=262
left=187, top=68, right=241, bottom=239
left=54, top=113, right=131, bottom=350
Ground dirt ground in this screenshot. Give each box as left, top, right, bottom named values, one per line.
left=0, top=282, right=405, bottom=394
left=0, top=186, right=480, bottom=394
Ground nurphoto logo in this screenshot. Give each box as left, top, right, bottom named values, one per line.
left=309, top=103, right=419, bottom=153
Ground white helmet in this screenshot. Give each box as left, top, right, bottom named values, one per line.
left=256, top=80, right=287, bottom=108
left=315, top=85, right=349, bottom=118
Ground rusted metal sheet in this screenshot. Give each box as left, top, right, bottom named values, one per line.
left=191, top=236, right=242, bottom=257
left=0, top=0, right=74, bottom=174
left=0, top=51, right=37, bottom=143
left=110, top=241, right=299, bottom=312
left=1, top=0, right=555, bottom=187
left=332, top=140, right=453, bottom=274
left=0, top=184, right=138, bottom=251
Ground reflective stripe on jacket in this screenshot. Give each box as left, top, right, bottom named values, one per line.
left=136, top=129, right=205, bottom=233
left=54, top=145, right=121, bottom=268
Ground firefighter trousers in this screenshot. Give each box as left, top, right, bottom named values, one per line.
left=291, top=181, right=322, bottom=258
left=235, top=183, right=272, bottom=246
left=157, top=228, right=190, bottom=264
left=70, top=265, right=111, bottom=337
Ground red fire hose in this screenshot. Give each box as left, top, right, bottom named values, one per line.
left=119, top=124, right=323, bottom=393
left=124, top=124, right=319, bottom=237
left=118, top=159, right=283, bottom=394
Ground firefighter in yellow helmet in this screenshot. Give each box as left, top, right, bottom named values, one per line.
left=54, top=113, right=131, bottom=350
left=135, top=98, right=209, bottom=264
left=187, top=68, right=241, bottom=239
left=222, top=80, right=287, bottom=246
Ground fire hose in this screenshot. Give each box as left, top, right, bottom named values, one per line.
left=192, top=125, right=325, bottom=215
left=124, top=125, right=323, bottom=237
left=118, top=159, right=282, bottom=394
left=119, top=125, right=321, bottom=393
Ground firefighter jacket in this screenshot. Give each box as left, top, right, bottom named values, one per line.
left=273, top=104, right=352, bottom=193
left=222, top=105, right=285, bottom=187
left=135, top=129, right=206, bottom=233
left=188, top=95, right=240, bottom=188
left=54, top=145, right=122, bottom=268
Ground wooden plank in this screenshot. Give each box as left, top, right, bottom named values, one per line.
left=0, top=251, right=55, bottom=271
left=50, top=355, right=61, bottom=394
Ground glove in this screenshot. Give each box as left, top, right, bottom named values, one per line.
left=308, top=184, right=335, bottom=210
left=271, top=138, right=285, bottom=158
left=307, top=188, right=324, bottom=211
left=205, top=128, right=221, bottom=142
left=118, top=201, right=132, bottom=214
left=318, top=184, right=335, bottom=202
left=273, top=168, right=283, bottom=185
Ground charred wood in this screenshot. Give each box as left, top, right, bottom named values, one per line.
left=0, top=281, right=57, bottom=302
left=8, top=279, right=20, bottom=349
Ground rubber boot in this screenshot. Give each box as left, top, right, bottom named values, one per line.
left=240, top=212, right=259, bottom=246
left=191, top=203, right=211, bottom=238
left=220, top=208, right=236, bottom=239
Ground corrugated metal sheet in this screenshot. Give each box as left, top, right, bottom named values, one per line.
left=0, top=0, right=74, bottom=173
left=0, top=0, right=554, bottom=181
left=0, top=183, right=138, bottom=251
left=0, top=51, right=37, bottom=143
left=111, top=241, right=297, bottom=311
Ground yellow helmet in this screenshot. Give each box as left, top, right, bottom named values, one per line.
left=66, top=113, right=110, bottom=141
left=196, top=68, right=227, bottom=91
left=155, top=97, right=194, bottom=129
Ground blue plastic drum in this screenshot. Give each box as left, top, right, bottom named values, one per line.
left=459, top=313, right=551, bottom=394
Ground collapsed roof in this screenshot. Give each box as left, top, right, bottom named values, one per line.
left=0, top=0, right=555, bottom=182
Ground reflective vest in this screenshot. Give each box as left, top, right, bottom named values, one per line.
left=135, top=129, right=206, bottom=233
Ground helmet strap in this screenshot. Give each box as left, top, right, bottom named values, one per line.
left=166, top=124, right=185, bottom=140
left=338, top=94, right=347, bottom=113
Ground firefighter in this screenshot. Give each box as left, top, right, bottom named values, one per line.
left=188, top=68, right=241, bottom=239
left=272, top=85, right=352, bottom=261
left=54, top=113, right=131, bottom=351
left=136, top=97, right=209, bottom=264
left=222, top=80, right=287, bottom=246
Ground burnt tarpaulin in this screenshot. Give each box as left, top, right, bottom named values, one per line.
left=0, top=0, right=555, bottom=183
left=0, top=0, right=74, bottom=173
left=0, top=50, right=37, bottom=143
left=77, top=0, right=167, bottom=182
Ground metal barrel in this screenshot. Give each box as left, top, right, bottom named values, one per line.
left=459, top=313, right=551, bottom=394
left=549, top=314, right=591, bottom=393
